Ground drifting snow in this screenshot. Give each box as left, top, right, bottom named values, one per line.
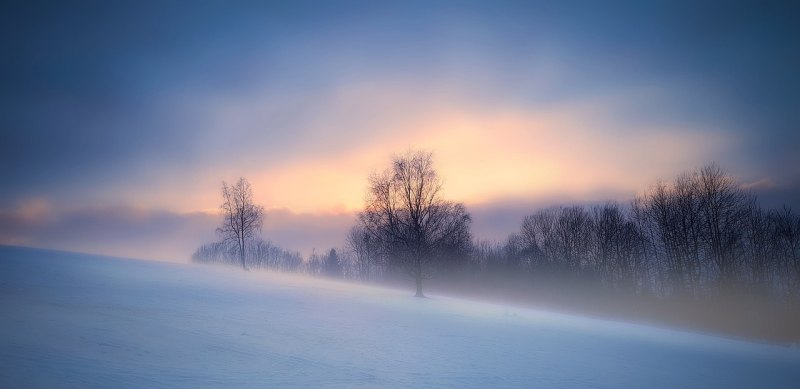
left=1, top=246, right=798, bottom=388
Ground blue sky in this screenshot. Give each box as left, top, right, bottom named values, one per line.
left=1, top=1, right=798, bottom=260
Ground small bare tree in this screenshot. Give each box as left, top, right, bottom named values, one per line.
left=358, top=150, right=471, bottom=297
left=696, top=164, right=748, bottom=290
left=217, top=177, right=264, bottom=270
left=347, top=225, right=381, bottom=282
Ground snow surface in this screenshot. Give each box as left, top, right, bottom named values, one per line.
left=1, top=246, right=799, bottom=388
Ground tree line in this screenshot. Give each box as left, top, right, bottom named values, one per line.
left=192, top=239, right=304, bottom=272
left=193, top=151, right=800, bottom=301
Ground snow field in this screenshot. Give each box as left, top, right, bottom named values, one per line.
left=1, top=246, right=799, bottom=388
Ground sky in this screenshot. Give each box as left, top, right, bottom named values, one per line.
left=1, top=0, right=799, bottom=261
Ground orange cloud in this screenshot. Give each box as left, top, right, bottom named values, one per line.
left=16, top=198, right=53, bottom=224
left=98, top=82, right=740, bottom=216
left=241, top=99, right=736, bottom=212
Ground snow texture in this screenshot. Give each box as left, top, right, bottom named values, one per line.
left=1, top=246, right=799, bottom=388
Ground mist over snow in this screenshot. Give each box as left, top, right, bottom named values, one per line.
left=1, top=246, right=798, bottom=388
left=2, top=2, right=799, bottom=387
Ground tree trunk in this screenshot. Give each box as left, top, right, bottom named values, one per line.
left=415, top=277, right=425, bottom=298
left=240, top=239, right=247, bottom=270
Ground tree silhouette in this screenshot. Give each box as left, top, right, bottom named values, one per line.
left=358, top=150, right=471, bottom=297
left=324, top=248, right=342, bottom=278
left=217, top=177, right=264, bottom=270
left=347, top=225, right=380, bottom=282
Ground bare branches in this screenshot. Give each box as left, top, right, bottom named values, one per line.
left=194, top=160, right=799, bottom=305
left=347, top=225, right=382, bottom=282
left=357, top=149, right=471, bottom=297
left=471, top=163, right=800, bottom=301
left=217, top=177, right=264, bottom=270
left=630, top=164, right=800, bottom=298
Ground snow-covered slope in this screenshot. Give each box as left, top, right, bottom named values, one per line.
left=1, top=246, right=798, bottom=388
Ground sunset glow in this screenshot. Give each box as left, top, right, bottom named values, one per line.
left=1, top=1, right=797, bottom=260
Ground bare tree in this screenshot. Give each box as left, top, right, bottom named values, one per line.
left=358, top=150, right=471, bottom=297
left=590, top=202, right=626, bottom=287
left=634, top=173, right=706, bottom=296
left=771, top=206, right=800, bottom=297
left=520, top=208, right=558, bottom=272
left=742, top=199, right=772, bottom=294
left=347, top=225, right=381, bottom=282
left=554, top=206, right=593, bottom=274
left=217, top=177, right=264, bottom=270
left=696, top=164, right=748, bottom=291
left=324, top=248, right=343, bottom=278
left=192, top=239, right=302, bottom=272
left=472, top=239, right=503, bottom=273
left=587, top=202, right=649, bottom=292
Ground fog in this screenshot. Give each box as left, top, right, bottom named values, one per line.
left=2, top=246, right=798, bottom=388
left=2, top=1, right=799, bottom=387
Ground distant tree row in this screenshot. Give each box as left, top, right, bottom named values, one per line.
left=344, top=162, right=800, bottom=301
left=194, top=152, right=799, bottom=301
left=305, top=248, right=344, bottom=278
left=629, top=164, right=800, bottom=299
left=193, top=177, right=353, bottom=277
left=192, top=239, right=304, bottom=272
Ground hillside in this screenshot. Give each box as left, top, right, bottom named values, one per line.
left=1, top=246, right=798, bottom=388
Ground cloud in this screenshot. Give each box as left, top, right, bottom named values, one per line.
left=2, top=1, right=798, bottom=262
left=261, top=208, right=356, bottom=255
left=5, top=0, right=797, bottom=213
left=4, top=174, right=800, bottom=263
left=91, top=78, right=742, bottom=216
left=0, top=202, right=217, bottom=262
left=0, top=201, right=357, bottom=262
left=741, top=178, right=776, bottom=191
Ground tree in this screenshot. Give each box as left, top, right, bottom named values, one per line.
left=742, top=200, right=773, bottom=295
left=553, top=206, right=593, bottom=274
left=324, top=248, right=342, bottom=278
left=217, top=177, right=264, bottom=270
left=347, top=225, right=381, bottom=282
left=306, top=249, right=324, bottom=275
left=520, top=208, right=557, bottom=272
left=192, top=239, right=302, bottom=272
left=771, top=206, right=800, bottom=297
left=696, top=164, right=749, bottom=291
left=358, top=150, right=471, bottom=297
